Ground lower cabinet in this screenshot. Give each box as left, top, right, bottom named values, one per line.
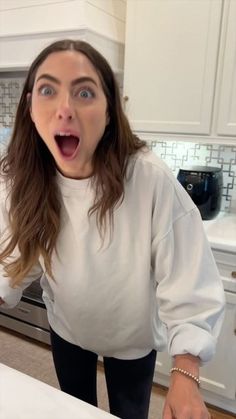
left=154, top=291, right=236, bottom=414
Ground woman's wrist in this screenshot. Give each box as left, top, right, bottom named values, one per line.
left=171, top=354, right=200, bottom=385
left=170, top=367, right=201, bottom=386
left=173, top=354, right=200, bottom=373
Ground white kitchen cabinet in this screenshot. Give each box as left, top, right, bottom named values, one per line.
left=123, top=0, right=222, bottom=135
left=155, top=291, right=236, bottom=412
left=200, top=291, right=236, bottom=400
left=154, top=245, right=236, bottom=413
left=216, top=0, right=236, bottom=137
left=155, top=348, right=172, bottom=378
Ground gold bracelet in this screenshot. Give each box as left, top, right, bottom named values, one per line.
left=170, top=367, right=200, bottom=386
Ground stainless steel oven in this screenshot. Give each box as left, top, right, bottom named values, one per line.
left=0, top=278, right=50, bottom=344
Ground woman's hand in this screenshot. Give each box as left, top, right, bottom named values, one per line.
left=163, top=354, right=210, bottom=418
left=0, top=297, right=5, bottom=305
left=162, top=373, right=210, bottom=419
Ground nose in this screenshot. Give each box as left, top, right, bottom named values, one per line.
left=56, top=94, right=75, bottom=121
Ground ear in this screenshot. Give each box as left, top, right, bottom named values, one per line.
left=27, top=93, right=34, bottom=122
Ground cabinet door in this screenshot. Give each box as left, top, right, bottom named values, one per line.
left=200, top=291, right=236, bottom=400
left=155, top=291, right=236, bottom=401
left=155, top=349, right=172, bottom=377
left=123, top=0, right=222, bottom=135
left=217, top=0, right=236, bottom=137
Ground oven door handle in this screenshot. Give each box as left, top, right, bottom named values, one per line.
left=17, top=307, right=31, bottom=315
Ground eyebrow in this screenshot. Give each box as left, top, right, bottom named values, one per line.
left=35, top=74, right=98, bottom=87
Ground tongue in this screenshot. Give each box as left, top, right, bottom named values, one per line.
left=57, top=136, right=79, bottom=157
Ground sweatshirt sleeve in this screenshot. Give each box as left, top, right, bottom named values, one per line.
left=151, top=175, right=225, bottom=364
left=0, top=263, right=43, bottom=309
left=0, top=180, right=43, bottom=309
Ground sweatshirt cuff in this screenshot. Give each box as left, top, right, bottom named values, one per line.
left=168, top=324, right=217, bottom=364
left=0, top=278, right=22, bottom=309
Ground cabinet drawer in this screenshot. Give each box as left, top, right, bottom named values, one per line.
left=213, top=249, right=236, bottom=266
left=212, top=249, right=236, bottom=292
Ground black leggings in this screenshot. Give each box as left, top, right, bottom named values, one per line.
left=50, top=328, right=156, bottom=419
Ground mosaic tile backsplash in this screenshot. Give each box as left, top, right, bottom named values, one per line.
left=0, top=75, right=236, bottom=213
left=150, top=141, right=236, bottom=213
left=0, top=73, right=26, bottom=127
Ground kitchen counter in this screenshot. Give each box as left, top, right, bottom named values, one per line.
left=0, top=363, right=118, bottom=419
left=203, top=212, right=236, bottom=253
left=203, top=212, right=236, bottom=293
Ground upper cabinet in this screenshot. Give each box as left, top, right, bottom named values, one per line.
left=215, top=0, right=236, bottom=137
left=0, top=0, right=126, bottom=73
left=123, top=0, right=236, bottom=140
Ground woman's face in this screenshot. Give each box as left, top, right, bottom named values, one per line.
left=29, top=50, right=109, bottom=179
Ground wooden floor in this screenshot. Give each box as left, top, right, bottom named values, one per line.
left=0, top=326, right=234, bottom=419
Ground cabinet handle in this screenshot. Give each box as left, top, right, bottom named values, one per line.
left=231, top=271, right=236, bottom=279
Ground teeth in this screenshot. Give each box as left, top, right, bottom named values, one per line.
left=56, top=132, right=73, bottom=136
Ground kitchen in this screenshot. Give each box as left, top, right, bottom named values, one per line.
left=0, top=0, right=236, bottom=418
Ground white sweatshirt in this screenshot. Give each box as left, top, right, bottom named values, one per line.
left=0, top=150, right=225, bottom=361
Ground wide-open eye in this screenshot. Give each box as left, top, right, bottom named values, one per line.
left=39, top=85, right=55, bottom=96
left=75, top=87, right=94, bottom=99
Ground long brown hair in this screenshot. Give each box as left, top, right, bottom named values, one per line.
left=0, top=39, right=146, bottom=286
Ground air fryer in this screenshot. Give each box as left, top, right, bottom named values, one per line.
left=177, top=166, right=223, bottom=220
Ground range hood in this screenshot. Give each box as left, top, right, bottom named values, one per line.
left=0, top=0, right=125, bottom=76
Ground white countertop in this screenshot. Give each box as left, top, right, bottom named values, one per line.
left=203, top=212, right=236, bottom=253
left=0, top=363, right=118, bottom=419
left=203, top=212, right=236, bottom=293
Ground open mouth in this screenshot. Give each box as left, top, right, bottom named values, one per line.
left=54, top=133, right=80, bottom=158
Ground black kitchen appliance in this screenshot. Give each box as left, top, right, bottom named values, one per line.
left=177, top=166, right=223, bottom=220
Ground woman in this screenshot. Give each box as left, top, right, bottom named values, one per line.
left=0, top=39, right=225, bottom=419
